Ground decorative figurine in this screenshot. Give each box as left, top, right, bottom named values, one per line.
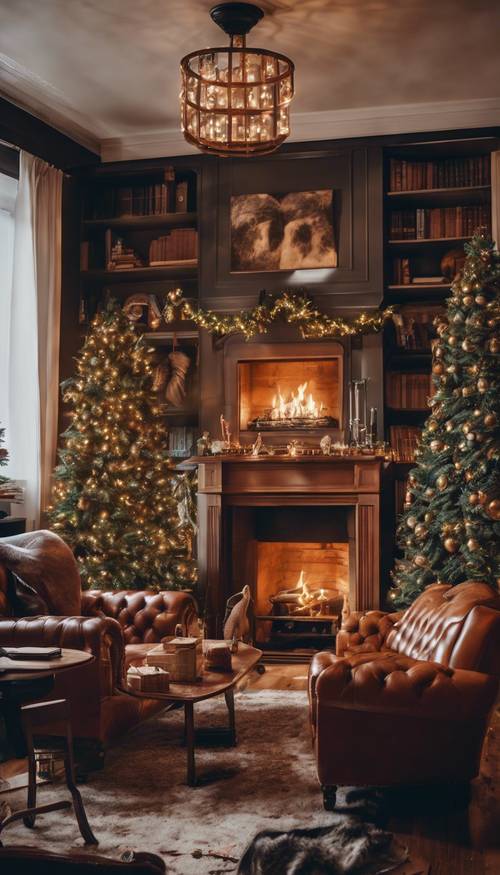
left=320, top=434, right=332, bottom=455
left=196, top=431, right=211, bottom=456
left=223, top=584, right=252, bottom=642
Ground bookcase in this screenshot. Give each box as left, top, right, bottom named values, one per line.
left=382, top=134, right=497, bottom=529
left=79, top=159, right=201, bottom=458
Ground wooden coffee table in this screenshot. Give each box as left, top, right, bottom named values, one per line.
left=126, top=641, right=262, bottom=786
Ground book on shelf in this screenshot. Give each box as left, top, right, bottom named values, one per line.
left=389, top=426, right=422, bottom=462
left=391, top=257, right=448, bottom=286
left=389, top=156, right=490, bottom=192
left=389, top=206, right=490, bottom=240
left=385, top=372, right=433, bottom=409
left=105, top=229, right=143, bottom=271
left=168, top=426, right=196, bottom=458
left=391, top=304, right=444, bottom=350
left=149, top=228, right=198, bottom=265
left=89, top=168, right=179, bottom=218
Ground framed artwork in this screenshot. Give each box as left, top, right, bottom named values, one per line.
left=230, top=189, right=337, bottom=273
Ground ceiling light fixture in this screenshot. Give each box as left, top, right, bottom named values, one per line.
left=180, top=2, right=294, bottom=157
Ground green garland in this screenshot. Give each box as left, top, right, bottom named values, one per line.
left=162, top=288, right=393, bottom=341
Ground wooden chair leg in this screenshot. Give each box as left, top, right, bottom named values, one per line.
left=23, top=737, right=37, bottom=829
left=63, top=724, right=98, bottom=846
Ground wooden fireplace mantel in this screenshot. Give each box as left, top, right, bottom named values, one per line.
left=180, top=454, right=385, bottom=634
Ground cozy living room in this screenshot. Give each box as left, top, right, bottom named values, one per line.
left=0, top=2, right=499, bottom=873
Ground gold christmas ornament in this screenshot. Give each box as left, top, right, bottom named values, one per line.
left=461, top=339, right=474, bottom=352
left=424, top=511, right=434, bottom=523
left=436, top=474, right=448, bottom=490
left=462, top=295, right=474, bottom=307
left=425, top=487, right=435, bottom=499
left=444, top=537, right=459, bottom=553
left=428, top=420, right=438, bottom=432
left=414, top=554, right=427, bottom=567
left=407, top=515, right=417, bottom=529
left=465, top=470, right=474, bottom=481
left=432, top=363, right=444, bottom=375
left=430, top=440, right=443, bottom=452
left=448, top=336, right=457, bottom=347
left=467, top=538, right=480, bottom=552
left=414, top=523, right=428, bottom=540
left=475, top=294, right=487, bottom=306
left=445, top=421, right=453, bottom=432
left=486, top=499, right=500, bottom=520
left=477, top=377, right=489, bottom=393
left=489, top=338, right=499, bottom=353
left=484, top=413, right=497, bottom=427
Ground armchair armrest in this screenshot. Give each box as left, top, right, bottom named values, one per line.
left=81, top=589, right=199, bottom=644
left=0, top=615, right=125, bottom=692
left=315, top=656, right=499, bottom=721
left=336, top=610, right=403, bottom=656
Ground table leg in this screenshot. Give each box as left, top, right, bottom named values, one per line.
left=225, top=688, right=236, bottom=746
left=184, top=702, right=196, bottom=787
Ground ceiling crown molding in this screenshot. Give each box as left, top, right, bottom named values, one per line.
left=100, top=97, right=500, bottom=162
left=0, top=51, right=102, bottom=155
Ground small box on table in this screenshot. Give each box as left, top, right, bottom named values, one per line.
left=127, top=665, right=170, bottom=693
left=146, top=637, right=203, bottom=683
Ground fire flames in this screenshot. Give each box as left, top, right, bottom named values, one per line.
left=270, top=382, right=324, bottom=422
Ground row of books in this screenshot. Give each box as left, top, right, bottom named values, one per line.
left=392, top=304, right=444, bottom=350
left=389, top=206, right=490, bottom=240
left=391, top=256, right=449, bottom=287
left=88, top=172, right=191, bottom=218
left=389, top=156, right=490, bottom=192
left=385, top=373, right=432, bottom=409
left=168, top=427, right=196, bottom=458
left=149, top=229, right=198, bottom=265
left=390, top=426, right=422, bottom=463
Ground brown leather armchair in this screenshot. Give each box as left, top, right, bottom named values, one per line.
left=0, top=532, right=198, bottom=766
left=308, top=581, right=500, bottom=810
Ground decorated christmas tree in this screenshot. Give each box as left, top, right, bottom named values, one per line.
left=49, top=299, right=197, bottom=591
left=390, top=232, right=500, bottom=607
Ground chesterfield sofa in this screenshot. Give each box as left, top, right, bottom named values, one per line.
left=308, top=581, right=500, bottom=809
left=0, top=531, right=198, bottom=767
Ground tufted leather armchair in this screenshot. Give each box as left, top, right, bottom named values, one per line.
left=308, top=581, right=500, bottom=810
left=0, top=537, right=198, bottom=767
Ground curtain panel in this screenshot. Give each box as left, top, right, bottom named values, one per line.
left=8, top=152, right=63, bottom=528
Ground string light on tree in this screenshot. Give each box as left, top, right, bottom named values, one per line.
left=390, top=232, right=500, bottom=607
left=49, top=299, right=197, bottom=591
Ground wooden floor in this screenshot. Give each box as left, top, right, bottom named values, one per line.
left=1, top=663, right=498, bottom=873
left=247, top=664, right=500, bottom=875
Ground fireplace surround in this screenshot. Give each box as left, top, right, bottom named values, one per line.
left=182, top=454, right=386, bottom=658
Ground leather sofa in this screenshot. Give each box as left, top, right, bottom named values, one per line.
left=0, top=532, right=198, bottom=766
left=308, top=581, right=500, bottom=810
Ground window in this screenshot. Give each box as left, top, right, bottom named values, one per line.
left=0, top=169, right=18, bottom=476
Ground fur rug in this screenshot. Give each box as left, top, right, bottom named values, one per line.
left=2, top=690, right=407, bottom=874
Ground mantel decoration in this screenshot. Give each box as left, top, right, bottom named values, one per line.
left=180, top=2, right=294, bottom=156
left=161, top=287, right=394, bottom=341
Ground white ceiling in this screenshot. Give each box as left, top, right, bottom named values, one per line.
left=0, top=0, right=499, bottom=159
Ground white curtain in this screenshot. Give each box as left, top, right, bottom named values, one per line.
left=6, top=152, right=63, bottom=529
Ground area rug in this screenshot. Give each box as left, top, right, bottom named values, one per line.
left=2, top=689, right=410, bottom=874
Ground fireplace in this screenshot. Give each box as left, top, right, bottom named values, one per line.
left=182, top=454, right=386, bottom=660
left=251, top=506, right=352, bottom=653
left=224, top=340, right=344, bottom=445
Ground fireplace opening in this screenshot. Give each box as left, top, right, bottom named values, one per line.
left=238, top=357, right=341, bottom=432
left=229, top=505, right=354, bottom=656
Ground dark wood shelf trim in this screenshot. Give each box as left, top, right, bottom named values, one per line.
left=387, top=283, right=451, bottom=291
left=83, top=212, right=197, bottom=231
left=388, top=236, right=469, bottom=245
left=386, top=185, right=490, bottom=197
left=81, top=263, right=198, bottom=283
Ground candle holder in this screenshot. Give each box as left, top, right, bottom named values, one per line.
left=348, top=379, right=371, bottom=448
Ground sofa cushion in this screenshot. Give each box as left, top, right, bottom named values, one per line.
left=385, top=581, right=500, bottom=667
left=0, top=530, right=81, bottom=616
